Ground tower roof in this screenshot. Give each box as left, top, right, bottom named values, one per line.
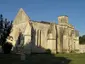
left=13, top=8, right=30, bottom=25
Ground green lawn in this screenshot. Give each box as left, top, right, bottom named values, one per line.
left=0, top=53, right=85, bottom=64
left=56, top=53, right=85, bottom=64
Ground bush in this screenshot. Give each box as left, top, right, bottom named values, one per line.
left=2, top=42, right=12, bottom=54
left=46, top=49, right=51, bottom=54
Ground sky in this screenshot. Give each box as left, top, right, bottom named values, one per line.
left=0, top=0, right=85, bottom=36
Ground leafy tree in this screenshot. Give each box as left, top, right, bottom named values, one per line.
left=0, top=14, right=12, bottom=45
left=0, top=14, right=13, bottom=53
left=79, top=35, right=85, bottom=44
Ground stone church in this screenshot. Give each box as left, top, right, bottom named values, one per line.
left=7, top=8, right=79, bottom=54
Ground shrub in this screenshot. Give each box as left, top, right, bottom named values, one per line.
left=46, top=49, right=51, bottom=54
left=2, top=42, right=13, bottom=54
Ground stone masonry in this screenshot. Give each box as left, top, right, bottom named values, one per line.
left=7, top=8, right=79, bottom=54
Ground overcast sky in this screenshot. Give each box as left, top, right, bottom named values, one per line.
left=0, top=0, right=85, bottom=36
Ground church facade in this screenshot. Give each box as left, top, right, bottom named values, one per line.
left=7, top=8, right=79, bottom=54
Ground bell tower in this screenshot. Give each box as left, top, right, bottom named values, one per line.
left=58, top=15, right=68, bottom=24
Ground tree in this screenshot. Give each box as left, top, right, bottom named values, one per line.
left=0, top=14, right=12, bottom=45
left=0, top=14, right=13, bottom=53
left=79, top=35, right=85, bottom=44
left=0, top=14, right=12, bottom=53
left=0, top=14, right=4, bottom=45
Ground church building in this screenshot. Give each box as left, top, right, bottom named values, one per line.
left=7, top=8, right=79, bottom=54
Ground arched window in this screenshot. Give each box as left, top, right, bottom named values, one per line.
left=47, top=27, right=53, bottom=40
left=17, top=32, right=24, bottom=46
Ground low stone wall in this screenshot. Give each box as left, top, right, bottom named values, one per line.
left=79, top=44, right=85, bottom=53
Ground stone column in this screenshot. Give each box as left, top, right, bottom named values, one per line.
left=37, top=30, right=41, bottom=46
left=63, top=35, right=69, bottom=53
left=47, top=33, right=56, bottom=54
left=57, top=25, right=62, bottom=53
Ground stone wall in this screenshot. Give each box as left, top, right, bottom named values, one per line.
left=6, top=8, right=79, bottom=54
left=79, top=44, right=85, bottom=53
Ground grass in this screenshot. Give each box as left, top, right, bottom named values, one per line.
left=0, top=53, right=85, bottom=64
left=56, top=53, right=85, bottom=64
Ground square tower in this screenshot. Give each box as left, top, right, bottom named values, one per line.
left=58, top=15, right=68, bottom=24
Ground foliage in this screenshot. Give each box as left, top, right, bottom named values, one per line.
left=0, top=14, right=12, bottom=45
left=45, top=49, right=51, bottom=54
left=0, top=14, right=12, bottom=53
left=2, top=42, right=12, bottom=54
left=79, top=35, right=85, bottom=44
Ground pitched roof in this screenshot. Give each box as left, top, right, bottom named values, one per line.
left=13, top=8, right=30, bottom=25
